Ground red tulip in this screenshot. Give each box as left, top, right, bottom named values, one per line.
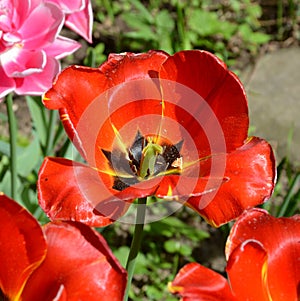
left=169, top=209, right=300, bottom=301
left=0, top=194, right=126, bottom=301
left=38, top=50, right=275, bottom=227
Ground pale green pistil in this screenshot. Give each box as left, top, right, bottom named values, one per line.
left=139, top=138, right=163, bottom=178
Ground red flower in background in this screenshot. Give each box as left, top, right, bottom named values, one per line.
left=169, top=209, right=300, bottom=301
left=38, top=50, right=275, bottom=227
left=0, top=194, right=126, bottom=301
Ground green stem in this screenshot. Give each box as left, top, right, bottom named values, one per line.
left=123, top=197, right=147, bottom=301
left=6, top=94, right=18, bottom=199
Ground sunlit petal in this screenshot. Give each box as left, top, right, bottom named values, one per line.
left=187, top=138, right=275, bottom=226
left=0, top=194, right=46, bottom=300
left=226, top=209, right=300, bottom=300
left=22, top=221, right=127, bottom=300
left=169, top=262, right=236, bottom=301
left=38, top=157, right=129, bottom=226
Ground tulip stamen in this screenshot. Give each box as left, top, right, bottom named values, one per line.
left=139, top=137, right=163, bottom=178
left=102, top=131, right=183, bottom=191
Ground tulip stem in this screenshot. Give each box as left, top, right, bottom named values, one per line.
left=6, top=94, right=18, bottom=199
left=123, top=197, right=147, bottom=301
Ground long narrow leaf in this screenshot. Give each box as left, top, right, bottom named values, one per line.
left=26, top=96, right=47, bottom=149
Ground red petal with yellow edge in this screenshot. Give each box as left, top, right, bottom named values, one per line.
left=169, top=262, right=236, bottom=301
left=21, top=221, right=127, bottom=301
left=38, top=157, right=130, bottom=227
left=186, top=137, right=276, bottom=227
left=0, top=194, right=46, bottom=300
left=226, top=241, right=271, bottom=301
left=226, top=208, right=300, bottom=301
left=42, top=51, right=168, bottom=162
left=159, top=50, right=249, bottom=154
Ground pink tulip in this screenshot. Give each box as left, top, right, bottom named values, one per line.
left=48, top=0, right=93, bottom=43
left=0, top=0, right=81, bottom=98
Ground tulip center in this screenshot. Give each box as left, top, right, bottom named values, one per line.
left=102, top=131, right=183, bottom=191
left=0, top=289, right=8, bottom=301
left=139, top=137, right=164, bottom=179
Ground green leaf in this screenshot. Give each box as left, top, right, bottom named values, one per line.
left=130, top=0, right=154, bottom=23
left=156, top=10, right=175, bottom=53
left=26, top=96, right=47, bottom=147
left=112, top=246, right=129, bottom=268
left=16, top=133, right=41, bottom=177
left=147, top=215, right=209, bottom=242
left=122, top=13, right=156, bottom=41
left=0, top=170, right=22, bottom=204
left=145, top=285, right=164, bottom=300
left=0, top=112, right=8, bottom=122
left=164, top=239, right=180, bottom=253
left=239, top=24, right=270, bottom=45
left=0, top=140, right=10, bottom=156
left=248, top=32, right=271, bottom=44
left=178, top=244, right=193, bottom=256
left=187, top=9, right=237, bottom=40
left=0, top=134, right=41, bottom=177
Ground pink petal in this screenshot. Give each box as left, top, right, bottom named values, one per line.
left=48, top=0, right=85, bottom=13
left=65, top=0, right=93, bottom=42
left=11, top=0, right=31, bottom=29
left=1, top=48, right=46, bottom=77
left=19, top=2, right=64, bottom=49
left=44, top=35, right=81, bottom=59
left=0, top=0, right=31, bottom=31
left=14, top=56, right=60, bottom=95
left=0, top=66, right=15, bottom=99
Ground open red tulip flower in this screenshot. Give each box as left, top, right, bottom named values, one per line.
left=38, top=50, right=276, bottom=227
left=0, top=194, right=126, bottom=301
left=169, top=208, right=300, bottom=301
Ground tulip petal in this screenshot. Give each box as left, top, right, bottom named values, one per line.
left=169, top=262, right=236, bottom=301
left=19, top=2, right=64, bottom=49
left=1, top=48, right=46, bottom=77
left=159, top=50, right=249, bottom=154
left=0, top=194, right=46, bottom=300
left=226, top=208, right=300, bottom=301
left=44, top=35, right=81, bottom=59
left=226, top=241, right=271, bottom=301
left=21, top=221, right=127, bottom=301
left=10, top=0, right=31, bottom=29
left=42, top=51, right=168, bottom=162
left=0, top=66, right=15, bottom=99
left=38, top=157, right=130, bottom=226
left=186, top=137, right=276, bottom=226
left=48, top=0, right=85, bottom=13
left=65, top=0, right=93, bottom=43
left=15, top=56, right=60, bottom=95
